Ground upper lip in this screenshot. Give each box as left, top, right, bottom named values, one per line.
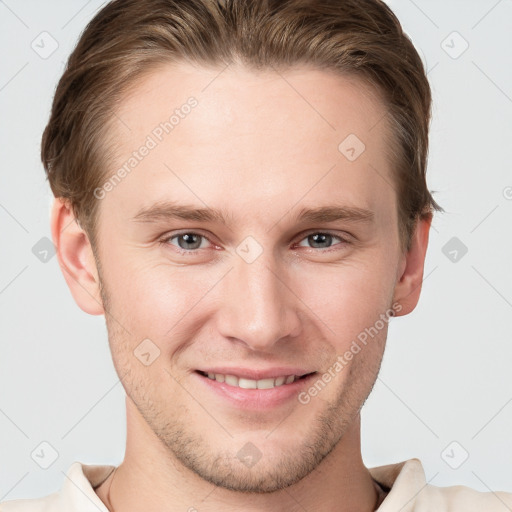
left=196, top=367, right=315, bottom=380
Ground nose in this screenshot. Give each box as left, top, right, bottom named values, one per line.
left=215, top=250, right=302, bottom=352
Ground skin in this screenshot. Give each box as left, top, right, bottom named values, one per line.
left=51, top=62, right=431, bottom=512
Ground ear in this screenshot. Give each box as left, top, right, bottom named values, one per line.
left=392, top=214, right=432, bottom=316
left=50, top=198, right=104, bottom=315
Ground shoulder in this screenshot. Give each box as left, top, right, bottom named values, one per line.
left=0, top=462, right=115, bottom=512
left=371, top=458, right=512, bottom=511
left=0, top=492, right=60, bottom=511
left=419, top=482, right=512, bottom=511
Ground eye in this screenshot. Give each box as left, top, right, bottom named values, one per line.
left=296, top=231, right=348, bottom=250
left=162, top=232, right=212, bottom=252
left=159, top=230, right=349, bottom=255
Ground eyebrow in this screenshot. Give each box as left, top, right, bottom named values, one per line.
left=132, top=201, right=374, bottom=226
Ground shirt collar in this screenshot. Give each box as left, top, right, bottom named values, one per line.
left=59, top=462, right=115, bottom=511
left=60, top=458, right=426, bottom=511
left=369, top=458, right=427, bottom=511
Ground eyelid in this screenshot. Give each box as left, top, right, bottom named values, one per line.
left=159, top=228, right=351, bottom=253
left=159, top=230, right=217, bottom=251
left=293, top=229, right=350, bottom=249
left=295, top=228, right=350, bottom=241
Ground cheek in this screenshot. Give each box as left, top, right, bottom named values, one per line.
left=296, top=254, right=397, bottom=344
left=101, top=233, right=398, bottom=353
left=102, top=251, right=225, bottom=341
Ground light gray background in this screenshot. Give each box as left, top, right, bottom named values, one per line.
left=1, top=0, right=511, bottom=502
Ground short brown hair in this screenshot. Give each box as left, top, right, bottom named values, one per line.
left=42, top=0, right=442, bottom=252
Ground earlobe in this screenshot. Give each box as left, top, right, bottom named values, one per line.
left=50, top=198, right=104, bottom=315
left=392, top=214, right=432, bottom=316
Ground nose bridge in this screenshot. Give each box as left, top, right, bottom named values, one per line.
left=216, top=243, right=301, bottom=350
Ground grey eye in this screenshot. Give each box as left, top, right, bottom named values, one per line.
left=171, top=233, right=206, bottom=250
left=298, top=233, right=342, bottom=249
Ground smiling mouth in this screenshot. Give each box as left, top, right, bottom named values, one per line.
left=196, top=370, right=316, bottom=390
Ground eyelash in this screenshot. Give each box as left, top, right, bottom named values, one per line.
left=158, top=230, right=350, bottom=255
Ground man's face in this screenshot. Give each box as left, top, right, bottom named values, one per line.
left=92, top=63, right=405, bottom=492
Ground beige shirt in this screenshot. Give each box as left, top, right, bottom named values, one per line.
left=1, top=458, right=511, bottom=511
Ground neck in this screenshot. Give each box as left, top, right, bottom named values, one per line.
left=97, top=399, right=379, bottom=512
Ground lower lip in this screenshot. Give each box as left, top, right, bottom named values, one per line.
left=194, top=371, right=318, bottom=410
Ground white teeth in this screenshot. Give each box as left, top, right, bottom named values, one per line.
left=257, top=378, right=275, bottom=389
left=224, top=374, right=238, bottom=386
left=274, top=376, right=286, bottom=386
left=204, top=372, right=299, bottom=389
left=238, top=378, right=257, bottom=389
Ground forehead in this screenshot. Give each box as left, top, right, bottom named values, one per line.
left=115, top=62, right=388, bottom=150
left=101, top=62, right=396, bottom=228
